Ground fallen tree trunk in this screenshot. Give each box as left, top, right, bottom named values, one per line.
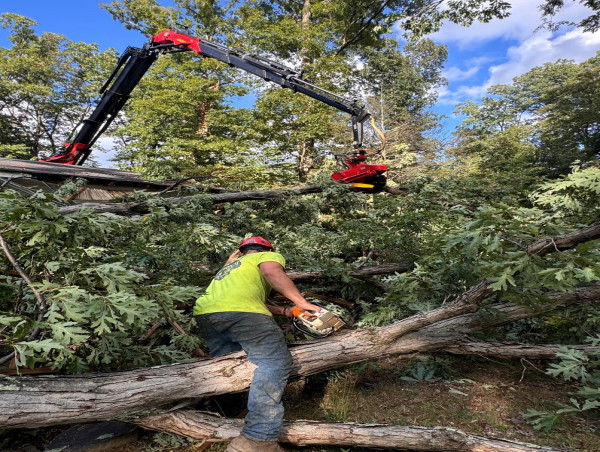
left=134, top=411, right=562, bottom=452
left=1, top=282, right=598, bottom=429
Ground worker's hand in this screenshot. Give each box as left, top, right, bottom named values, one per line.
left=225, top=249, right=241, bottom=264
left=304, top=302, right=323, bottom=313
left=293, top=301, right=323, bottom=316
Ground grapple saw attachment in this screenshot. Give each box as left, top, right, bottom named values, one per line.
left=331, top=150, right=387, bottom=192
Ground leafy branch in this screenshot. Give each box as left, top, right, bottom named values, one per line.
left=0, top=230, right=48, bottom=365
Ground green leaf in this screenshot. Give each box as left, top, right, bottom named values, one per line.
left=13, top=339, right=67, bottom=367
left=45, top=261, right=61, bottom=272
left=522, top=409, right=561, bottom=431
left=48, top=321, right=89, bottom=345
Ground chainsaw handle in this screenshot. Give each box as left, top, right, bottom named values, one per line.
left=291, top=307, right=320, bottom=320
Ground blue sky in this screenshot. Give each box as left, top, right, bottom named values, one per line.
left=1, top=1, right=599, bottom=166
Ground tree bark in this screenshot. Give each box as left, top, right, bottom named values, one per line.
left=1, top=282, right=598, bottom=429
left=134, top=411, right=563, bottom=452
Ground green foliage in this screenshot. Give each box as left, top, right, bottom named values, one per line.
left=354, top=162, right=600, bottom=343
left=1, top=179, right=427, bottom=372
left=401, top=357, right=452, bottom=383
left=524, top=340, right=600, bottom=431
left=0, top=188, right=213, bottom=371
left=530, top=164, right=600, bottom=221
left=148, top=432, right=195, bottom=450
left=546, top=346, right=596, bottom=383
left=522, top=409, right=562, bottom=432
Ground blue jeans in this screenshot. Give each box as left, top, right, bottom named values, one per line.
left=195, top=312, right=293, bottom=441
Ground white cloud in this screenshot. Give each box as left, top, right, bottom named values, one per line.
left=431, top=1, right=600, bottom=108
left=430, top=0, right=595, bottom=47
left=486, top=28, right=600, bottom=86
left=443, top=65, right=480, bottom=82
left=441, top=55, right=495, bottom=83
left=436, top=84, right=488, bottom=107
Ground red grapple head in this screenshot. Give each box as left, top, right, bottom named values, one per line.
left=239, top=236, right=274, bottom=250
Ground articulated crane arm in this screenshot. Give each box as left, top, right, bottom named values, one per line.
left=42, top=30, right=386, bottom=190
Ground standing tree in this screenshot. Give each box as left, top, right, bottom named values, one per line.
left=0, top=14, right=117, bottom=163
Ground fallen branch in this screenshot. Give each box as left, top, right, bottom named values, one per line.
left=135, top=411, right=562, bottom=452
left=57, top=185, right=324, bottom=216
left=0, top=232, right=48, bottom=365
left=286, top=263, right=410, bottom=281
left=526, top=220, right=600, bottom=255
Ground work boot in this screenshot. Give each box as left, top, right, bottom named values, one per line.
left=226, top=434, right=285, bottom=452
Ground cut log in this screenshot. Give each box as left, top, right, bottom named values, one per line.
left=1, top=282, right=598, bottom=429
left=134, top=410, right=563, bottom=452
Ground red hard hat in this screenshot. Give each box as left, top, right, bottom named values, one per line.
left=239, top=236, right=274, bottom=250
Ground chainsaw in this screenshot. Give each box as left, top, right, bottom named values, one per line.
left=290, top=306, right=346, bottom=338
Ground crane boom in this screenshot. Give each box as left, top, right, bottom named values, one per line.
left=41, top=30, right=386, bottom=190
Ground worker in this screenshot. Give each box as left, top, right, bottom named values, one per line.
left=194, top=236, right=321, bottom=452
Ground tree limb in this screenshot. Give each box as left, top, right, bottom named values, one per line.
left=286, top=263, right=410, bottom=281
left=0, top=232, right=48, bottom=365
left=334, top=0, right=394, bottom=56
left=525, top=220, right=600, bottom=255
left=56, top=185, right=324, bottom=216
left=54, top=184, right=415, bottom=216
left=442, top=340, right=600, bottom=359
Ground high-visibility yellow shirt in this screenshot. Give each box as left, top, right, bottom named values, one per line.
left=193, top=252, right=286, bottom=316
